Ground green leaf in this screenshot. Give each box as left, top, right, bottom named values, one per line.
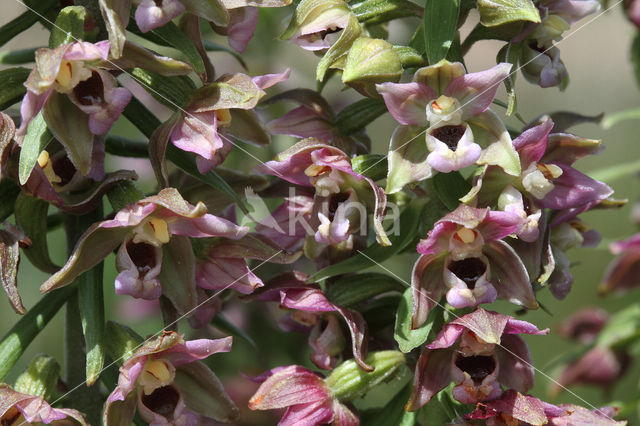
left=105, top=135, right=148, bottom=158
left=130, top=68, right=195, bottom=109
left=335, top=98, right=387, bottom=136
left=0, top=47, right=38, bottom=64
left=432, top=171, right=471, bottom=210
left=211, top=315, right=258, bottom=352
left=0, top=286, right=75, bottom=380
left=423, top=0, right=459, bottom=64
left=394, top=288, right=441, bottom=352
left=158, top=236, right=198, bottom=315
left=351, top=154, right=388, bottom=181
left=19, top=112, right=53, bottom=185
left=326, top=272, right=405, bottom=307
left=14, top=193, right=59, bottom=273
left=477, top=0, right=540, bottom=27
left=409, top=22, right=425, bottom=55
left=149, top=21, right=206, bottom=78
left=308, top=198, right=427, bottom=282
left=0, top=0, right=57, bottom=48
left=49, top=6, right=86, bottom=48
left=0, top=67, right=30, bottom=110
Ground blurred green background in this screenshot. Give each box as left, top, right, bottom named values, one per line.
left=2, top=2, right=640, bottom=424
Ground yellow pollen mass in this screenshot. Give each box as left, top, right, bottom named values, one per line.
left=304, top=164, right=330, bottom=177
left=148, top=217, right=170, bottom=244
left=37, top=151, right=62, bottom=184
left=55, top=61, right=74, bottom=89
left=140, top=359, right=175, bottom=395
left=456, top=227, right=476, bottom=244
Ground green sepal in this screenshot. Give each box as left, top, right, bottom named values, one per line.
left=14, top=193, right=59, bottom=274
left=317, top=14, right=363, bottom=81
left=342, top=37, right=402, bottom=97
left=351, top=154, right=388, bottom=181
left=104, top=321, right=143, bottom=365
left=477, top=0, right=541, bottom=27
left=14, top=354, right=61, bottom=400
left=49, top=6, right=87, bottom=48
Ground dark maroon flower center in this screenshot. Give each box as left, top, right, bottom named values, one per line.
left=455, top=355, right=496, bottom=384
left=1, top=407, right=21, bottom=426
left=127, top=241, right=157, bottom=273
left=141, top=385, right=180, bottom=420
left=73, top=71, right=104, bottom=106
left=448, top=257, right=487, bottom=289
left=430, top=125, right=466, bottom=150
left=51, top=155, right=77, bottom=186
left=328, top=192, right=350, bottom=219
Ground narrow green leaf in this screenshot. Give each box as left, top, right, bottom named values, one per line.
left=0, top=67, right=30, bottom=110
left=130, top=67, right=195, bottom=108
left=394, top=288, right=441, bottom=352
left=0, top=286, right=75, bottom=380
left=327, top=272, right=405, bottom=307
left=477, top=0, right=540, bottom=27
left=409, top=22, right=425, bottom=55
left=432, top=171, right=471, bottom=210
left=0, top=47, right=38, bottom=64
left=19, top=112, right=53, bottom=185
left=211, top=315, right=258, bottom=352
left=14, top=193, right=59, bottom=273
left=0, top=0, right=57, bottom=48
left=423, top=0, right=460, bottom=64
left=335, top=98, right=387, bottom=136
left=308, top=198, right=427, bottom=282
left=49, top=6, right=86, bottom=48
left=105, top=135, right=148, bottom=158
left=351, top=154, right=388, bottom=181
left=149, top=21, right=206, bottom=78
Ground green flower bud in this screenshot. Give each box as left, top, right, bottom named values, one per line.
left=104, top=321, right=143, bottom=366
left=14, top=355, right=60, bottom=400
left=342, top=37, right=402, bottom=97
left=326, top=350, right=405, bottom=401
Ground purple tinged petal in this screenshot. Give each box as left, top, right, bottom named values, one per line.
left=63, top=40, right=110, bottom=61
left=550, top=404, right=625, bottom=426
left=466, top=389, right=549, bottom=425
left=196, top=257, right=263, bottom=294
left=513, top=117, right=554, bottom=167
left=544, top=133, right=603, bottom=165
left=279, top=399, right=334, bottom=426
left=252, top=68, right=290, bottom=90
left=171, top=111, right=225, bottom=161
left=537, top=163, right=613, bottom=210
left=114, top=241, right=163, bottom=300
left=333, top=305, right=372, bottom=372
left=309, top=315, right=345, bottom=370
left=227, top=7, right=259, bottom=53
left=503, top=317, right=549, bottom=336
left=162, top=336, right=233, bottom=366
left=610, top=232, right=640, bottom=254
left=376, top=82, right=433, bottom=125
left=332, top=402, right=359, bottom=426
left=496, top=334, right=535, bottom=392
left=426, top=324, right=466, bottom=349
left=601, top=249, right=640, bottom=294
left=167, top=213, right=249, bottom=239
left=444, top=63, right=512, bottom=119
left=546, top=0, right=601, bottom=25
left=266, top=106, right=335, bottom=141
left=254, top=196, right=314, bottom=252
left=107, top=357, right=146, bottom=403
left=444, top=257, right=497, bottom=308
left=84, top=71, right=132, bottom=135
left=0, top=384, right=87, bottom=425
left=426, top=125, right=481, bottom=173
left=248, top=365, right=329, bottom=410
left=416, top=222, right=457, bottom=255
left=16, top=89, right=50, bottom=139
left=406, top=348, right=454, bottom=411
left=554, top=347, right=624, bottom=392
left=557, top=307, right=608, bottom=344
left=279, top=288, right=336, bottom=312
left=483, top=240, right=539, bottom=310
left=411, top=254, right=446, bottom=328
left=135, top=0, right=186, bottom=33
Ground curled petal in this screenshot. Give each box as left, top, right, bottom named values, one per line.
left=411, top=254, right=446, bottom=328
left=376, top=82, right=433, bottom=126
left=496, top=334, right=535, bottom=393
left=227, top=7, right=259, bottom=53
left=538, top=163, right=613, bottom=210
left=248, top=366, right=329, bottom=410
left=513, top=117, right=554, bottom=167
left=406, top=348, right=453, bottom=411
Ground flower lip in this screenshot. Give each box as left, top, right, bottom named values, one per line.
left=448, top=257, right=487, bottom=289
left=73, top=71, right=104, bottom=106
left=50, top=154, right=78, bottom=187
left=430, top=124, right=467, bottom=150
left=327, top=192, right=350, bottom=219
left=127, top=241, right=158, bottom=273
left=455, top=354, right=496, bottom=384
left=140, top=385, right=180, bottom=420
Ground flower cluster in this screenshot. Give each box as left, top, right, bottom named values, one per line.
left=0, top=0, right=635, bottom=425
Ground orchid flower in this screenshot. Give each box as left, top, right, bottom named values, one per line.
left=407, top=308, right=548, bottom=410
left=104, top=332, right=238, bottom=424
left=600, top=233, right=640, bottom=294
left=411, top=204, right=537, bottom=328
left=17, top=41, right=131, bottom=176
left=376, top=60, right=520, bottom=192
left=256, top=138, right=390, bottom=246
left=40, top=188, right=247, bottom=312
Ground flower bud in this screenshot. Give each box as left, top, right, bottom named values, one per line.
left=104, top=320, right=143, bottom=365
left=342, top=37, right=402, bottom=97
left=13, top=355, right=60, bottom=401
left=280, top=0, right=352, bottom=51
left=520, top=44, right=568, bottom=89
left=326, top=350, right=405, bottom=401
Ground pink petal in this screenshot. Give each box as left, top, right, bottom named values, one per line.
left=376, top=82, right=433, bottom=126
left=445, top=63, right=512, bottom=119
